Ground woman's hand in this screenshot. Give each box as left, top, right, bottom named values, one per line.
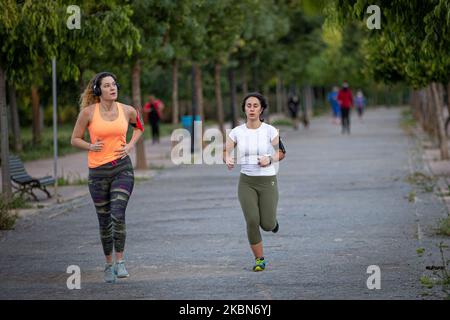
left=258, top=155, right=272, bottom=167
left=89, top=139, right=104, bottom=152
left=225, top=156, right=235, bottom=170
left=115, top=143, right=133, bottom=159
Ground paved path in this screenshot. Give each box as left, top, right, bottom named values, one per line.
left=0, top=107, right=448, bottom=299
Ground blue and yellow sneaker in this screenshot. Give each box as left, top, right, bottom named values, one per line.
left=253, top=257, right=266, bottom=272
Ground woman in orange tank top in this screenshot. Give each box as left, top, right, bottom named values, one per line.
left=71, top=72, right=144, bottom=283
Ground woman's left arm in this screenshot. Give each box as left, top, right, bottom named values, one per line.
left=271, top=135, right=286, bottom=162
left=128, top=107, right=144, bottom=145
left=116, top=106, right=144, bottom=158
left=259, top=134, right=285, bottom=167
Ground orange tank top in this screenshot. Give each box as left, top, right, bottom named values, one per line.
left=87, top=102, right=128, bottom=168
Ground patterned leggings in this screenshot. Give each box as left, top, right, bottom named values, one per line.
left=88, top=156, right=134, bottom=256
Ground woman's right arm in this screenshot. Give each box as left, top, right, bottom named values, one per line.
left=71, top=108, right=94, bottom=151
left=223, top=136, right=236, bottom=170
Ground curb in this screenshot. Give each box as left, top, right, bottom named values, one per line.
left=409, top=126, right=450, bottom=215
left=15, top=188, right=90, bottom=218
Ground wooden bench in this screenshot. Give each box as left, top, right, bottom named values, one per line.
left=9, top=154, right=55, bottom=201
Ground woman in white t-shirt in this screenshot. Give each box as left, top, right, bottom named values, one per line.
left=224, top=92, right=285, bottom=272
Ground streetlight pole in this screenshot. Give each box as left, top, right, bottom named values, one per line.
left=191, top=64, right=197, bottom=154
left=52, top=57, right=59, bottom=202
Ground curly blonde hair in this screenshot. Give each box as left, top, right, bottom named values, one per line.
left=79, top=77, right=100, bottom=110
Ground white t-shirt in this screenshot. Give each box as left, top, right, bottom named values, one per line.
left=228, top=122, right=279, bottom=176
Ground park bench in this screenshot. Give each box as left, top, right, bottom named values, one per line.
left=8, top=154, right=55, bottom=201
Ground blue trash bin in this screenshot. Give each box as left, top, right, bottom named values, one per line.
left=181, top=115, right=201, bottom=135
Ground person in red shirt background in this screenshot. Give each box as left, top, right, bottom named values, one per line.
left=143, top=95, right=164, bottom=144
left=337, top=81, right=353, bottom=134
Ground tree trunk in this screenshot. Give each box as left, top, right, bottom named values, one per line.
left=214, top=63, right=225, bottom=136
left=31, top=85, right=41, bottom=144
left=431, top=82, right=449, bottom=160
left=419, top=89, right=427, bottom=129
left=304, top=85, right=313, bottom=123
left=228, top=68, right=238, bottom=128
left=79, top=68, right=85, bottom=95
left=411, top=89, right=421, bottom=123
left=276, top=76, right=282, bottom=114
left=438, top=83, right=447, bottom=124
left=241, top=61, right=248, bottom=97
left=0, top=65, right=12, bottom=200
left=193, top=63, right=204, bottom=122
left=412, top=90, right=418, bottom=121
left=131, top=58, right=148, bottom=170
left=317, top=87, right=324, bottom=108
left=252, top=63, right=259, bottom=92
left=191, top=65, right=196, bottom=154
left=385, top=86, right=390, bottom=108
left=8, top=82, right=22, bottom=152
left=447, top=82, right=450, bottom=117
left=423, top=88, right=430, bottom=135
left=282, top=81, right=288, bottom=115
left=262, top=84, right=270, bottom=122
left=171, top=59, right=179, bottom=124
left=422, top=87, right=430, bottom=135
left=426, top=85, right=437, bottom=139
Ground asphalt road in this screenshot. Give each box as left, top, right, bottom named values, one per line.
left=0, top=107, right=447, bottom=299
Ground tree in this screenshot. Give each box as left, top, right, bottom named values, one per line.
left=0, top=1, right=142, bottom=199
left=129, top=0, right=175, bottom=170
left=157, top=2, right=195, bottom=125
left=0, top=0, right=60, bottom=200
left=8, top=82, right=21, bottom=152
left=59, top=1, right=141, bottom=167
left=203, top=0, right=246, bottom=134
left=331, top=0, right=450, bottom=158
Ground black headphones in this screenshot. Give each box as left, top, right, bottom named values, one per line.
left=92, top=72, right=120, bottom=97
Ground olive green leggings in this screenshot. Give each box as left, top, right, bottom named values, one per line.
left=238, top=173, right=278, bottom=245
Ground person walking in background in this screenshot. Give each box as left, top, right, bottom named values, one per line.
left=71, top=72, right=144, bottom=283
left=355, top=90, right=366, bottom=121
left=224, top=92, right=286, bottom=272
left=143, top=95, right=164, bottom=144
left=327, top=86, right=340, bottom=124
left=287, top=93, right=300, bottom=130
left=337, top=81, right=354, bottom=134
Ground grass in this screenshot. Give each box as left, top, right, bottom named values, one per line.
left=416, top=247, right=425, bottom=256
left=420, top=276, right=435, bottom=289
left=419, top=242, right=450, bottom=299
left=56, top=168, right=89, bottom=186
left=0, top=195, right=29, bottom=230
left=148, top=164, right=165, bottom=170
left=405, top=172, right=436, bottom=192
left=16, top=124, right=76, bottom=161
left=408, top=191, right=416, bottom=202
left=8, top=195, right=32, bottom=209
left=313, top=104, right=330, bottom=117
left=141, top=123, right=182, bottom=140
left=270, top=118, right=294, bottom=127
left=57, top=176, right=88, bottom=186
left=134, top=176, right=151, bottom=183
left=438, top=216, right=450, bottom=236
left=436, top=186, right=450, bottom=197
left=400, top=108, right=416, bottom=131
